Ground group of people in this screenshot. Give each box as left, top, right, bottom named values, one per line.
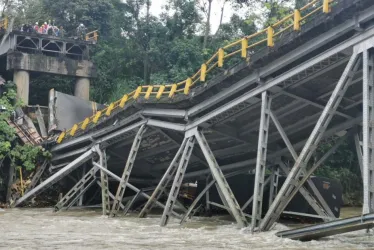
left=20, top=22, right=65, bottom=38
left=19, top=22, right=88, bottom=40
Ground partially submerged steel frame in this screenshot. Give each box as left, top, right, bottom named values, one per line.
left=160, top=136, right=195, bottom=226
left=54, top=165, right=98, bottom=211
left=271, top=110, right=335, bottom=219
left=362, top=48, right=374, bottom=214
left=93, top=161, right=181, bottom=218
left=15, top=147, right=95, bottom=207
left=96, top=147, right=110, bottom=215
left=180, top=169, right=248, bottom=224
left=251, top=91, right=272, bottom=231
left=138, top=137, right=188, bottom=218
left=110, top=125, right=147, bottom=217
left=194, top=130, right=248, bottom=228
left=277, top=162, right=331, bottom=221
left=260, top=49, right=362, bottom=231
left=268, top=165, right=279, bottom=208
left=26, top=8, right=374, bottom=233
left=25, top=160, right=48, bottom=194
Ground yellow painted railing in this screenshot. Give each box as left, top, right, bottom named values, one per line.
left=86, top=30, right=99, bottom=42
left=0, top=17, right=8, bottom=31
left=57, top=0, right=334, bottom=144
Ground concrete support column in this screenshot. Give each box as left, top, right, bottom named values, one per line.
left=75, top=77, right=90, bottom=101
left=13, top=70, right=30, bottom=105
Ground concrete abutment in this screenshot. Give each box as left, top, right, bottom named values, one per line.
left=13, top=70, right=30, bottom=105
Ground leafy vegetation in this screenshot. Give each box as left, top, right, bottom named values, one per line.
left=0, top=82, right=50, bottom=171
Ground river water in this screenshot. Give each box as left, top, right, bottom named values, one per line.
left=0, top=207, right=373, bottom=249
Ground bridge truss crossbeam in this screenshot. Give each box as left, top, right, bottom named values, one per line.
left=259, top=46, right=362, bottom=231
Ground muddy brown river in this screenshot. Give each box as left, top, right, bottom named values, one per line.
left=0, top=207, right=373, bottom=249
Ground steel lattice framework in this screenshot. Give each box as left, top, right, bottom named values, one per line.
left=14, top=0, right=374, bottom=235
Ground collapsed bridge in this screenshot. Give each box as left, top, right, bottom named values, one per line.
left=13, top=0, right=374, bottom=233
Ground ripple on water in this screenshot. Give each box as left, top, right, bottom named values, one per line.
left=0, top=208, right=372, bottom=250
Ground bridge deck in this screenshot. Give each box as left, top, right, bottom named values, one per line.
left=18, top=0, right=374, bottom=233
left=276, top=213, right=374, bottom=241
left=51, top=0, right=371, bottom=182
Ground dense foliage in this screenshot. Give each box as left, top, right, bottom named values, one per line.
left=0, top=0, right=363, bottom=204
left=0, top=83, right=50, bottom=171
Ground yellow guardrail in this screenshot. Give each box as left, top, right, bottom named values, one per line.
left=85, top=30, right=99, bottom=42
left=57, top=0, right=334, bottom=144
left=0, top=17, right=8, bottom=30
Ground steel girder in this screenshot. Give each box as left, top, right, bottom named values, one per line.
left=138, top=138, right=189, bottom=219
left=52, top=11, right=374, bottom=156
left=24, top=160, right=48, bottom=194
left=251, top=91, right=272, bottom=231
left=54, top=165, right=99, bottom=211
left=194, top=130, right=248, bottom=228
left=270, top=111, right=335, bottom=219
left=96, top=147, right=110, bottom=215
left=186, top=5, right=374, bottom=118
left=362, top=49, right=374, bottom=214
left=15, top=148, right=95, bottom=207
left=259, top=49, right=362, bottom=231
left=110, top=125, right=147, bottom=217
left=160, top=136, right=195, bottom=226
left=93, top=162, right=181, bottom=218
left=180, top=169, right=248, bottom=225
left=354, top=132, right=364, bottom=178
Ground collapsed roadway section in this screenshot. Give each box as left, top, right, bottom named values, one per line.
left=13, top=0, right=374, bottom=236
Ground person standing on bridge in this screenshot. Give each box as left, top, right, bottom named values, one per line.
left=42, top=22, right=48, bottom=34
left=57, top=26, right=65, bottom=38
left=76, top=23, right=87, bottom=40
left=34, top=22, right=39, bottom=32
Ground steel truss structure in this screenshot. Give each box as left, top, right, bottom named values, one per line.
left=0, top=31, right=92, bottom=59
left=14, top=1, right=374, bottom=234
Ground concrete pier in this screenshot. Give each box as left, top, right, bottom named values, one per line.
left=13, top=70, right=29, bottom=104
left=75, top=77, right=90, bottom=101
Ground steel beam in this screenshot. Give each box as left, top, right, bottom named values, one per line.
left=362, top=49, right=374, bottom=214
left=280, top=90, right=353, bottom=119
left=187, top=28, right=374, bottom=130
left=186, top=7, right=374, bottom=117
left=96, top=148, right=110, bottom=215
left=96, top=180, right=126, bottom=210
left=268, top=165, right=280, bottom=208
left=251, top=91, right=272, bottom=231
left=15, top=148, right=95, bottom=207
left=51, top=114, right=142, bottom=152
left=277, top=162, right=330, bottom=221
left=25, top=160, right=48, bottom=193
left=66, top=178, right=96, bottom=210
left=78, top=165, right=87, bottom=206
left=123, top=190, right=142, bottom=215
left=260, top=51, right=361, bottom=231
left=138, top=138, right=188, bottom=218
left=194, top=130, right=248, bottom=228
left=93, top=162, right=181, bottom=218
left=110, top=125, right=147, bottom=217
left=354, top=133, right=364, bottom=177
left=142, top=108, right=186, bottom=119
left=147, top=119, right=185, bottom=131
left=180, top=170, right=247, bottom=224
left=54, top=166, right=98, bottom=211
left=182, top=116, right=361, bottom=180
left=242, top=175, right=272, bottom=212
left=205, top=175, right=211, bottom=212
left=158, top=129, right=207, bottom=166
left=160, top=136, right=195, bottom=226
left=270, top=111, right=335, bottom=218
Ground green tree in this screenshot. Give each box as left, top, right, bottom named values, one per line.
left=0, top=82, right=50, bottom=171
